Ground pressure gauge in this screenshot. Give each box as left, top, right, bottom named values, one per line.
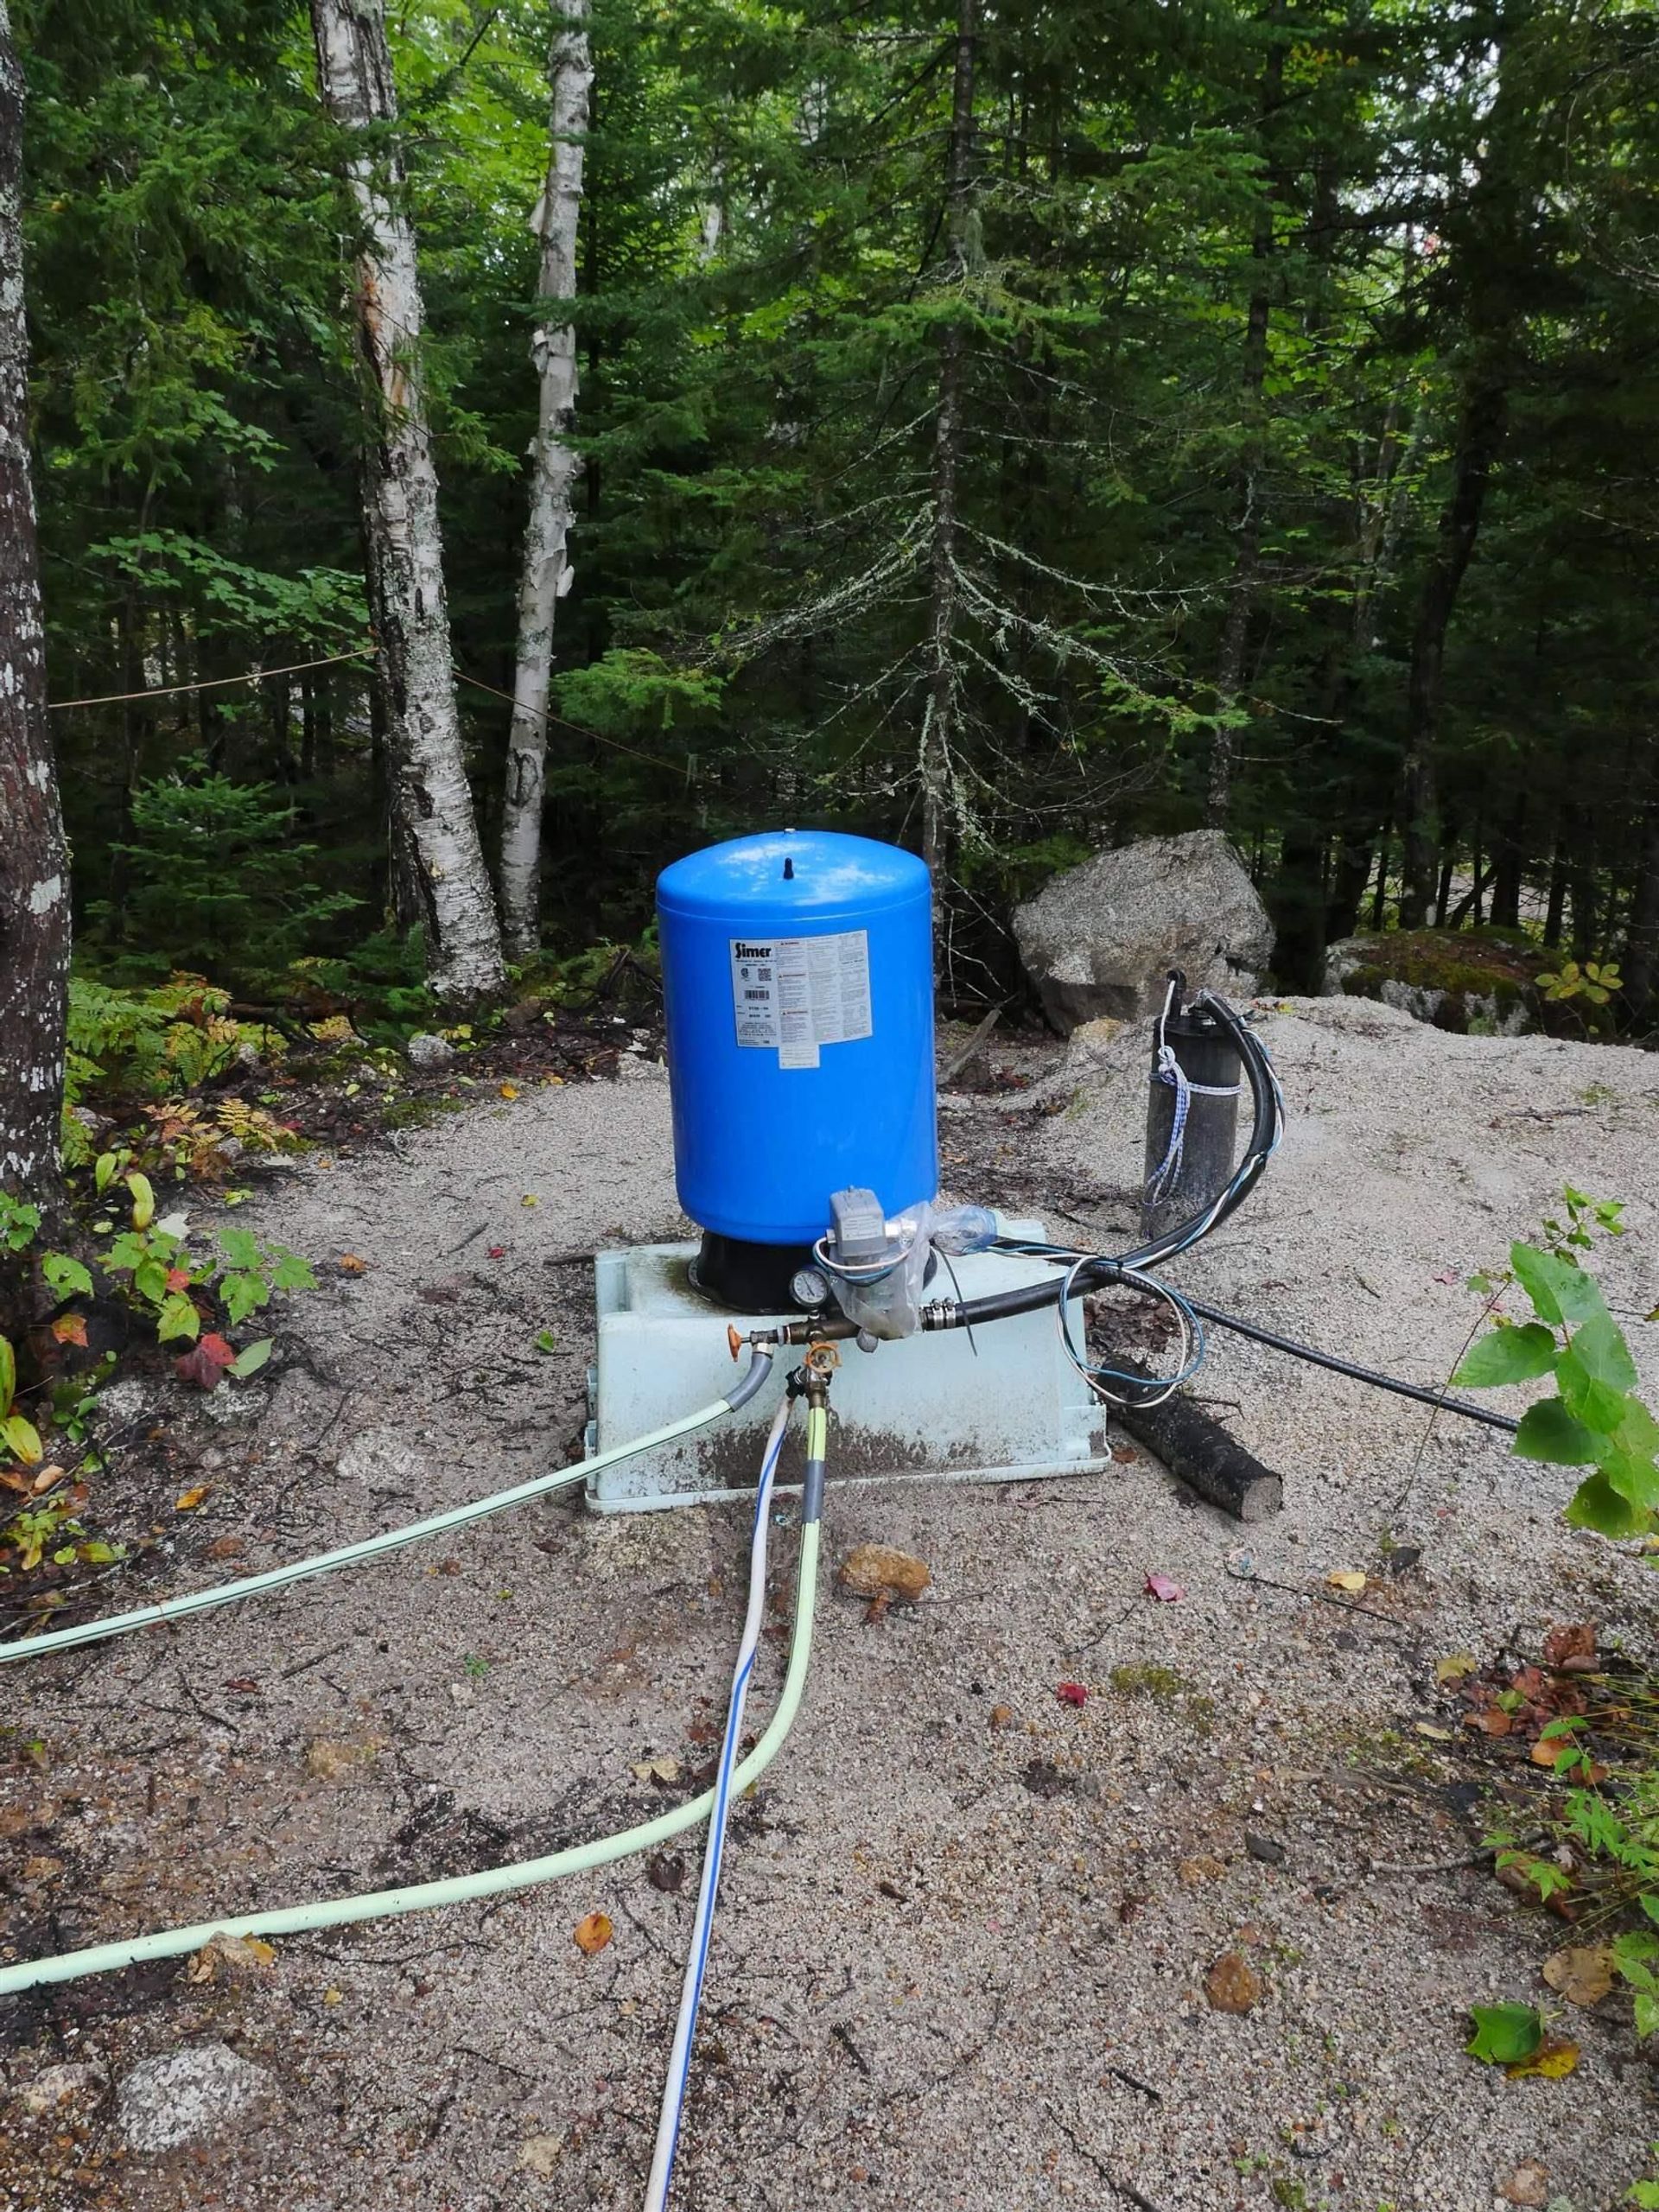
left=789, top=1267, right=830, bottom=1309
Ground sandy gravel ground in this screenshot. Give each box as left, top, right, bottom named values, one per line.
left=3, top=997, right=1659, bottom=2212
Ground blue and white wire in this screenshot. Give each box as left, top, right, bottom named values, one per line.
left=1056, top=1257, right=1205, bottom=1408
left=643, top=1395, right=791, bottom=2212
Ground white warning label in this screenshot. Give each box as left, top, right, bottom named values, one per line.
left=728, top=931, right=872, bottom=1070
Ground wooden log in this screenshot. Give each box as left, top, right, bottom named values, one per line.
left=1113, top=1375, right=1283, bottom=1522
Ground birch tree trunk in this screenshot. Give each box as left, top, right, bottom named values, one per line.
left=0, top=0, right=70, bottom=1332
left=309, top=0, right=504, bottom=1003
left=499, top=1, right=591, bottom=961
left=920, top=0, right=977, bottom=947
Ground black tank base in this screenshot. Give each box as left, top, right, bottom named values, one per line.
left=689, top=1231, right=817, bottom=1313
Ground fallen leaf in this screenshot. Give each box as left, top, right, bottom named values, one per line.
left=338, top=1254, right=368, bottom=1274
left=175, top=1484, right=211, bottom=1512
left=1465, top=2002, right=1542, bottom=2065
left=175, top=1333, right=237, bottom=1390
left=164, top=1268, right=192, bottom=1294
left=30, top=1465, right=66, bottom=1494
left=1541, top=1622, right=1598, bottom=1671
left=1205, top=1952, right=1262, bottom=2015
left=1414, top=1721, right=1453, bottom=1742
left=837, top=1543, right=931, bottom=1603
left=1541, top=1944, right=1614, bottom=2007
left=499, top=1082, right=519, bottom=1100
left=322, top=1986, right=343, bottom=2007
left=488, top=1245, right=507, bottom=1259
left=49, top=1313, right=87, bottom=1347
left=206, top=1535, right=245, bottom=1560
left=1432, top=1268, right=1461, bottom=1285
left=223, top=1676, right=261, bottom=1695
left=1435, top=1651, right=1479, bottom=1685
left=1325, top=1569, right=1368, bottom=1593
left=518, top=2134, right=565, bottom=2177
left=1466, top=1708, right=1514, bottom=1736
left=1506, top=2037, right=1579, bottom=2081
left=1530, top=1736, right=1573, bottom=1768
left=1144, top=1572, right=1185, bottom=1603
left=573, top=1910, right=613, bottom=1957
left=646, top=1853, right=685, bottom=1894
left=188, top=1933, right=276, bottom=1984
left=629, top=1755, right=682, bottom=1786
left=1056, top=1681, right=1089, bottom=1707
left=988, top=1703, right=1014, bottom=1731
left=1498, top=2160, right=1549, bottom=2208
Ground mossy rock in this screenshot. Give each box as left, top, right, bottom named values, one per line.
left=1325, top=928, right=1540, bottom=1036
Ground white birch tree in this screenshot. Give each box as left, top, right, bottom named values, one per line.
left=499, top=0, right=591, bottom=960
left=309, top=0, right=505, bottom=1002
left=0, top=0, right=71, bottom=1334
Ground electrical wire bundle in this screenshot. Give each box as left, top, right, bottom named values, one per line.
left=935, top=980, right=1517, bottom=1436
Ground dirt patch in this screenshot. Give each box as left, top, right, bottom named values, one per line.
left=3, top=1004, right=1659, bottom=2209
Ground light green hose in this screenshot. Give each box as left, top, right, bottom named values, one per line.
left=0, top=1395, right=739, bottom=1668
left=0, top=1522, right=822, bottom=1995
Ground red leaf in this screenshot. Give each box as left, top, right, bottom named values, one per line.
left=175, top=1333, right=237, bottom=1390
left=50, top=1313, right=88, bottom=1347
left=487, top=1245, right=507, bottom=1260
left=1144, top=1573, right=1186, bottom=1603
left=1056, top=1681, right=1089, bottom=1707
left=164, top=1268, right=192, bottom=1294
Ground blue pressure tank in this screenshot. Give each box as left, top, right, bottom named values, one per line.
left=657, top=830, right=938, bottom=1285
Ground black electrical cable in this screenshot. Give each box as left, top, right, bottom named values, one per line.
left=941, top=1260, right=1520, bottom=1435
left=1123, top=987, right=1279, bottom=1268
left=921, top=983, right=1520, bottom=1438
left=930, top=988, right=1282, bottom=1336
left=1176, top=1296, right=1519, bottom=1433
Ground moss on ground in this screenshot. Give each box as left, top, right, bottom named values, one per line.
left=1336, top=928, right=1538, bottom=1033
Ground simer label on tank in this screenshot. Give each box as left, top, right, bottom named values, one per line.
left=728, top=931, right=872, bottom=1068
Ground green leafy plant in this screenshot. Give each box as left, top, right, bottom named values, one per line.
left=0, top=1322, right=122, bottom=1581
left=1536, top=956, right=1622, bottom=1007
left=89, top=1169, right=314, bottom=1347
left=1630, top=2144, right=1659, bottom=2205
left=63, top=975, right=290, bottom=1176
left=1457, top=1201, right=1659, bottom=2047
left=1456, top=1208, right=1656, bottom=1542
